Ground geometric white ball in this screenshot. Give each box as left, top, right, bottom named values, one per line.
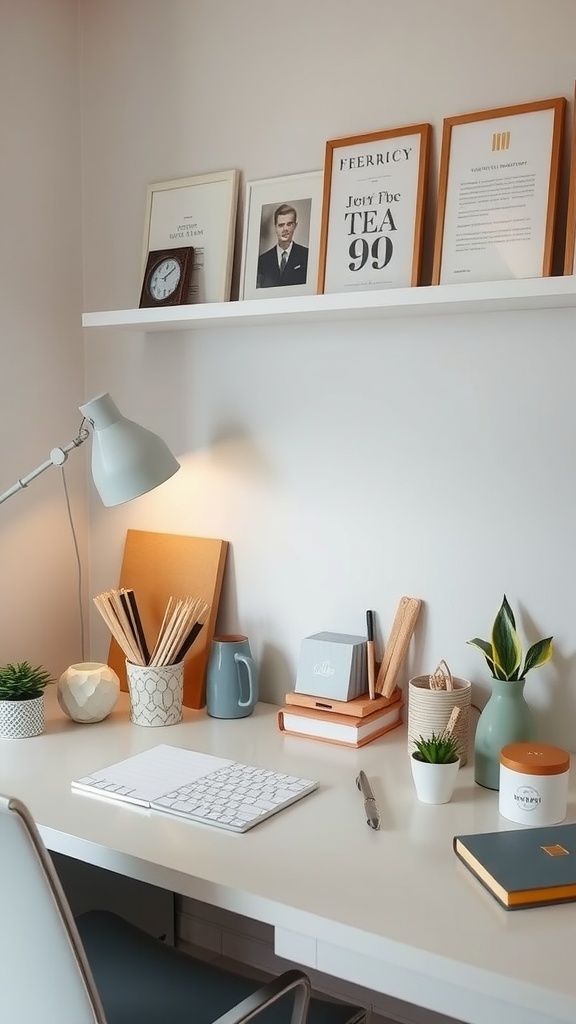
left=57, top=662, right=120, bottom=723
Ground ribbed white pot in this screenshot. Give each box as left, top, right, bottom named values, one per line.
left=408, top=675, right=471, bottom=764
left=0, top=695, right=45, bottom=739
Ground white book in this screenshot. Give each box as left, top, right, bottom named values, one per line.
left=278, top=698, right=403, bottom=748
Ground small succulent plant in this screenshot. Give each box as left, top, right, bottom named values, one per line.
left=467, top=595, right=553, bottom=681
left=0, top=662, right=53, bottom=701
left=412, top=731, right=461, bottom=765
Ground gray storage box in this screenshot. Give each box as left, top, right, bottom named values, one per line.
left=295, top=632, right=367, bottom=701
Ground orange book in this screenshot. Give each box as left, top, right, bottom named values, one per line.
left=285, top=688, right=401, bottom=718
left=278, top=696, right=403, bottom=748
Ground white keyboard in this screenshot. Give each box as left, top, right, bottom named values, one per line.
left=150, top=761, right=318, bottom=833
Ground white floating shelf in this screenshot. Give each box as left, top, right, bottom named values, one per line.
left=82, top=276, right=576, bottom=333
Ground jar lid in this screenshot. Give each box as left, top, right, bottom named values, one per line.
left=500, top=742, right=570, bottom=775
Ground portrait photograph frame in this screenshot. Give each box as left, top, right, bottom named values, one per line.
left=432, top=97, right=565, bottom=286
left=564, top=82, right=576, bottom=276
left=141, top=169, right=239, bottom=304
left=317, top=123, right=431, bottom=295
left=239, top=170, right=323, bottom=301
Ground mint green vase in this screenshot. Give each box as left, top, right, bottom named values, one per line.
left=474, top=677, right=535, bottom=790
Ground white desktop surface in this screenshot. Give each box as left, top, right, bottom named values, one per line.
left=1, top=686, right=574, bottom=1024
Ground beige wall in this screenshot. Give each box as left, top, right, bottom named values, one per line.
left=0, top=0, right=87, bottom=675
left=3, top=2, right=576, bottom=746
left=80, top=0, right=576, bottom=314
left=79, top=1, right=576, bottom=749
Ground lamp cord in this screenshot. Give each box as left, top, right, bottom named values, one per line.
left=59, top=465, right=86, bottom=661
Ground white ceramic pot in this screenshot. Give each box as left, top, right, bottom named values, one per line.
left=410, top=754, right=460, bottom=804
left=0, top=694, right=45, bottom=739
left=58, top=662, right=120, bottom=723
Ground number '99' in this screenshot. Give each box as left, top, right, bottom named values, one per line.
left=348, top=237, right=392, bottom=272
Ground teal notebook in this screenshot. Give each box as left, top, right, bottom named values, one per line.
left=453, top=823, right=576, bottom=910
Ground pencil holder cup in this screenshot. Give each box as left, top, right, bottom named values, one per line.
left=125, top=660, right=184, bottom=727
left=206, top=636, right=258, bottom=719
left=407, top=673, right=471, bottom=765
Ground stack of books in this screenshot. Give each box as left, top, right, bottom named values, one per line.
left=277, top=689, right=404, bottom=748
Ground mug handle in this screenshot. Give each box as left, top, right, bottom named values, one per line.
left=234, top=654, right=256, bottom=708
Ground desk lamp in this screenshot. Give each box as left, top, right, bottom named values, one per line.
left=0, top=392, right=180, bottom=507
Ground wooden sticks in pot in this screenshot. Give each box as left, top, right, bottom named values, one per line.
left=93, top=589, right=208, bottom=667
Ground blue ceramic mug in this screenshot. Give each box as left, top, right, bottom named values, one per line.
left=206, top=635, right=258, bottom=719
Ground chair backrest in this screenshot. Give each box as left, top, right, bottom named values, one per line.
left=0, top=793, right=107, bottom=1024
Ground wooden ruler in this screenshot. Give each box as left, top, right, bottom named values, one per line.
left=376, top=596, right=422, bottom=697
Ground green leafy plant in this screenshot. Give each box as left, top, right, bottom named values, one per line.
left=0, top=662, right=53, bottom=701
left=467, top=595, right=553, bottom=681
left=412, top=731, right=461, bottom=764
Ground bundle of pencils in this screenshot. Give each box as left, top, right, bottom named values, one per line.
left=93, top=589, right=209, bottom=667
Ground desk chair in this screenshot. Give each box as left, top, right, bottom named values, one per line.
left=0, top=794, right=366, bottom=1024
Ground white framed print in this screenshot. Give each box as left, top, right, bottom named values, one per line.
left=432, top=97, right=565, bottom=285
left=239, top=171, right=323, bottom=300
left=141, top=170, right=239, bottom=303
left=317, top=124, right=431, bottom=294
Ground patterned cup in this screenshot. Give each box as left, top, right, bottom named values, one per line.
left=125, top=661, right=184, bottom=727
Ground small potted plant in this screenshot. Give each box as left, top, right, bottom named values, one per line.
left=467, top=595, right=553, bottom=789
left=0, top=661, right=53, bottom=739
left=410, top=731, right=461, bottom=804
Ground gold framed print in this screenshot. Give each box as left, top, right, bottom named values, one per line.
left=564, top=83, right=576, bottom=275
left=317, top=123, right=431, bottom=294
left=432, top=97, right=565, bottom=285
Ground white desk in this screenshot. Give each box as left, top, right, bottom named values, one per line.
left=1, top=687, right=574, bottom=1024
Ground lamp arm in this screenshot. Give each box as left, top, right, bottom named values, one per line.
left=0, top=424, right=90, bottom=506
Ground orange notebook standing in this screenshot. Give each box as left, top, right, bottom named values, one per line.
left=107, top=529, right=228, bottom=709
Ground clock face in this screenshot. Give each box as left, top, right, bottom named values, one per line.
left=149, top=257, right=182, bottom=301
left=139, top=246, right=194, bottom=309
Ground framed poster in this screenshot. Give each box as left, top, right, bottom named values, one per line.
left=239, top=171, right=323, bottom=300
left=432, top=98, right=565, bottom=285
left=564, top=83, right=576, bottom=275
left=317, top=123, right=430, bottom=294
left=141, top=170, right=239, bottom=303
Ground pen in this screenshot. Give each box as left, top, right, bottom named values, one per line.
left=356, top=770, right=380, bottom=830
left=366, top=609, right=376, bottom=700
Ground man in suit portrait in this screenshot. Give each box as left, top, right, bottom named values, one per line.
left=256, top=203, right=309, bottom=288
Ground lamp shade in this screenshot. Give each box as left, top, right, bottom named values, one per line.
left=79, top=393, right=180, bottom=506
